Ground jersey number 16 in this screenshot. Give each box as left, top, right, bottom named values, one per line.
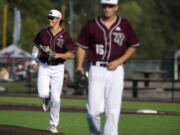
left=96, top=44, right=104, bottom=55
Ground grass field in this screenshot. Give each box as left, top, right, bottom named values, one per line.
left=0, top=96, right=180, bottom=135
left=0, top=81, right=31, bottom=93
left=0, top=111, right=180, bottom=135
left=0, top=96, right=180, bottom=112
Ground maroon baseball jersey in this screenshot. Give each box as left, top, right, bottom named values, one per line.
left=76, top=16, right=140, bottom=62
left=33, top=27, right=74, bottom=63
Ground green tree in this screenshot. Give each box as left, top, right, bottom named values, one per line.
left=136, top=0, right=166, bottom=58
left=119, top=1, right=142, bottom=30
left=2, top=0, right=56, bottom=52
left=1, top=0, right=179, bottom=58
left=20, top=16, right=40, bottom=52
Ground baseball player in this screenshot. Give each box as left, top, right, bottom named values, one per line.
left=31, top=9, right=74, bottom=133
left=76, top=0, right=140, bottom=135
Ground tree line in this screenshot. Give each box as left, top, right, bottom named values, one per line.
left=0, top=0, right=179, bottom=58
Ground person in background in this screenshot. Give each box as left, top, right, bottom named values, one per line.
left=0, top=65, right=9, bottom=81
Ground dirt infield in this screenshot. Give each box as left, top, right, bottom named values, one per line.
left=0, top=103, right=180, bottom=116
left=0, top=125, right=63, bottom=135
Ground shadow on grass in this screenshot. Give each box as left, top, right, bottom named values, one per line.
left=0, top=124, right=63, bottom=135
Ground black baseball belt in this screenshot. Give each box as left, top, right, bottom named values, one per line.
left=91, top=61, right=108, bottom=67
left=40, top=59, right=64, bottom=66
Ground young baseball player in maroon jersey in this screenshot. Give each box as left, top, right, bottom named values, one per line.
left=76, top=0, right=140, bottom=135
left=31, top=9, right=74, bottom=133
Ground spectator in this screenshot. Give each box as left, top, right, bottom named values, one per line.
left=0, top=66, right=9, bottom=81
left=15, top=64, right=26, bottom=80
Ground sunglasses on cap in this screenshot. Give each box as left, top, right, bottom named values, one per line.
left=102, top=4, right=116, bottom=8
left=48, top=16, right=58, bottom=20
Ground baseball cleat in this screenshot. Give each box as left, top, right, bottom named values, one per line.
left=49, top=124, right=59, bottom=133
left=42, top=98, right=50, bottom=111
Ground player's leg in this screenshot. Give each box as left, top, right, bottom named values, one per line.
left=104, top=65, right=124, bottom=135
left=49, top=64, right=64, bottom=128
left=87, top=66, right=106, bottom=135
left=37, top=64, right=51, bottom=98
left=38, top=64, right=51, bottom=111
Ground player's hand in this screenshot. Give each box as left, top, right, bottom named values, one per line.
left=54, top=53, right=59, bottom=59
left=32, top=64, right=39, bottom=71
left=76, top=67, right=85, bottom=75
left=107, top=60, right=122, bottom=71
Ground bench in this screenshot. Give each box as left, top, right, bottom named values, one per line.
left=133, top=69, right=167, bottom=87
left=125, top=77, right=173, bottom=98
left=125, top=86, right=156, bottom=91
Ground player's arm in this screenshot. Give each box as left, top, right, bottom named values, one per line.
left=117, top=47, right=136, bottom=64
left=75, top=22, right=90, bottom=74
left=76, top=47, right=86, bottom=74
left=55, top=51, right=74, bottom=60
left=31, top=44, right=40, bottom=70
left=107, top=47, right=136, bottom=70
left=31, top=31, right=42, bottom=70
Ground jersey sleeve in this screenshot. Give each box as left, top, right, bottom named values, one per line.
left=64, top=32, right=75, bottom=52
left=33, top=31, right=41, bottom=46
left=125, top=20, right=140, bottom=48
left=76, top=22, right=90, bottom=49
left=31, top=31, right=42, bottom=64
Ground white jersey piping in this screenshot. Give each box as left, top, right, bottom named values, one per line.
left=95, top=18, right=107, bottom=61
left=107, top=17, right=121, bottom=61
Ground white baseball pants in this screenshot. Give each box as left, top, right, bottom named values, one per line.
left=87, top=65, right=124, bottom=135
left=37, top=62, right=64, bottom=127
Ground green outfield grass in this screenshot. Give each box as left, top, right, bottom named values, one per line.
left=120, top=114, right=180, bottom=135
left=0, top=96, right=86, bottom=107
left=0, top=111, right=88, bottom=135
left=0, top=81, right=30, bottom=93
left=0, top=96, right=180, bottom=112
left=0, top=111, right=180, bottom=135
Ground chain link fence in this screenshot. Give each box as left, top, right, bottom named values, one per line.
left=0, top=58, right=180, bottom=101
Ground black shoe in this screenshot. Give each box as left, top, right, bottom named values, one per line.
left=42, top=98, right=50, bottom=111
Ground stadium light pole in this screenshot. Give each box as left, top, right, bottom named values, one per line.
left=69, top=0, right=73, bottom=34
left=2, top=0, right=8, bottom=49
left=60, top=4, right=65, bottom=28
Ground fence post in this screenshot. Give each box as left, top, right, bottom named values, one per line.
left=171, top=58, right=175, bottom=101
left=132, top=80, right=138, bottom=98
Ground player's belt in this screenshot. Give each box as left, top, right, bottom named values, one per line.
left=91, top=61, right=108, bottom=67
left=40, top=60, right=64, bottom=66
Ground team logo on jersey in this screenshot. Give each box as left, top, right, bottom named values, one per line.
left=113, top=32, right=125, bottom=46
left=115, top=26, right=121, bottom=31
left=57, top=36, right=64, bottom=48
